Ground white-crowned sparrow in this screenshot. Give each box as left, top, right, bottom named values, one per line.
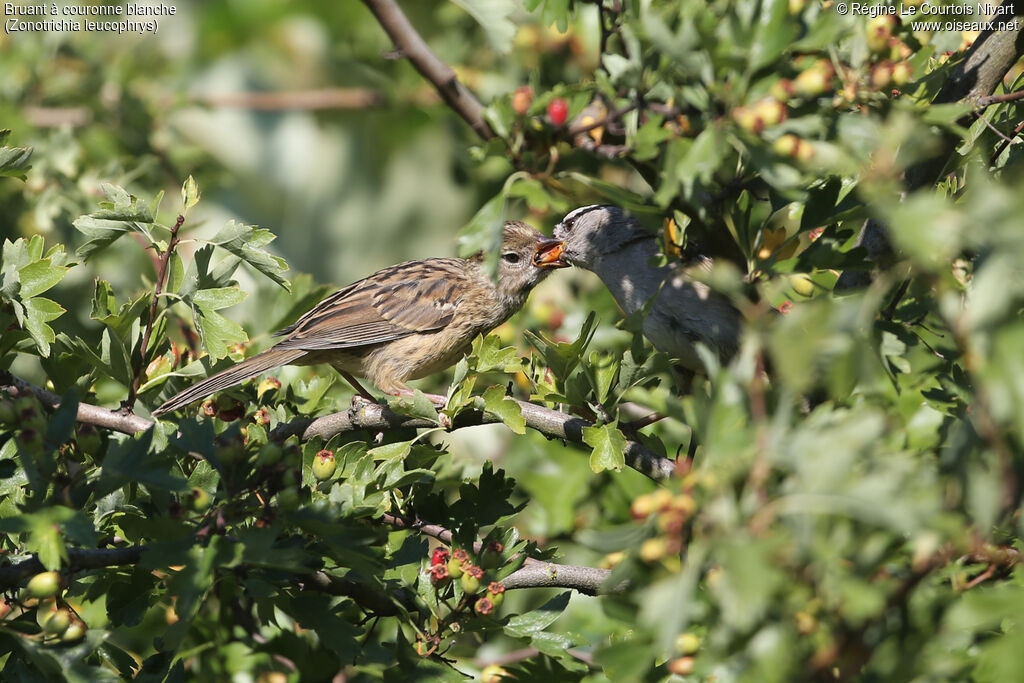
left=154, top=221, right=563, bottom=416
left=534, top=205, right=741, bottom=374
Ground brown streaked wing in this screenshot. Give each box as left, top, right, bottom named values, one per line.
left=273, top=259, right=470, bottom=351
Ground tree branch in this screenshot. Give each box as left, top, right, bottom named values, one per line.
left=272, top=397, right=677, bottom=480
left=361, top=0, right=495, bottom=140
left=1, top=371, right=152, bottom=436
left=2, top=370, right=675, bottom=479
left=501, top=562, right=622, bottom=596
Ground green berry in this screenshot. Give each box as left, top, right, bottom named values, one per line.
left=188, top=487, right=212, bottom=512
left=26, top=572, right=62, bottom=599
left=40, top=606, right=71, bottom=636
left=447, top=557, right=464, bottom=579
left=312, top=450, right=337, bottom=481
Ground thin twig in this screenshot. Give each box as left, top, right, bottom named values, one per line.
left=989, top=119, right=1024, bottom=165
left=361, top=0, right=495, bottom=139
left=978, top=113, right=1018, bottom=144
left=125, top=214, right=184, bottom=412
left=974, top=88, right=1024, bottom=107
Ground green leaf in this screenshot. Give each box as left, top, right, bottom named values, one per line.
left=471, top=333, right=524, bottom=373
left=504, top=592, right=572, bottom=637
left=582, top=422, right=626, bottom=473
left=749, top=0, right=799, bottom=71
left=181, top=174, right=200, bottom=211
left=367, top=440, right=412, bottom=461
left=72, top=184, right=156, bottom=259
left=208, top=221, right=290, bottom=290
left=0, top=129, right=33, bottom=178
left=23, top=297, right=65, bottom=357
left=586, top=351, right=619, bottom=404
left=17, top=259, right=69, bottom=299
left=483, top=385, right=526, bottom=434
left=191, top=286, right=247, bottom=310
left=386, top=389, right=439, bottom=422
left=192, top=304, right=248, bottom=361
left=452, top=0, right=516, bottom=53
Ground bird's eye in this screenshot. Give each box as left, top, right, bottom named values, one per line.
left=563, top=217, right=576, bottom=231
left=502, top=252, right=521, bottom=264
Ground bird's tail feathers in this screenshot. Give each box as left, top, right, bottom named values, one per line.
left=152, top=348, right=305, bottom=416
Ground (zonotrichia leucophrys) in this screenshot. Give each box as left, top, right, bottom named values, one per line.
left=534, top=205, right=741, bottom=374
left=153, top=221, right=563, bottom=416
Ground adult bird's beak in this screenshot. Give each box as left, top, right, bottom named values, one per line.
left=533, top=239, right=568, bottom=268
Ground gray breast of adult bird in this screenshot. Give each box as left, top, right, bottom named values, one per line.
left=536, top=204, right=742, bottom=374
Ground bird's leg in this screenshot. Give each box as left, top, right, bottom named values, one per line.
left=337, top=370, right=378, bottom=403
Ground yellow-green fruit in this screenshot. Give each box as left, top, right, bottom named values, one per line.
left=639, top=537, right=668, bottom=563
left=752, top=98, right=787, bottom=127
left=460, top=571, right=482, bottom=594
left=675, top=632, right=701, bottom=655
left=312, top=450, right=337, bottom=481
left=41, top=606, right=72, bottom=636
left=789, top=274, right=816, bottom=297
left=481, top=664, right=509, bottom=683
left=61, top=618, right=86, bottom=643
left=892, top=61, right=912, bottom=86
left=773, top=134, right=799, bottom=157
left=26, top=571, right=62, bottom=599
left=871, top=61, right=894, bottom=90
left=793, top=61, right=834, bottom=96
left=866, top=15, right=896, bottom=53
left=447, top=558, right=465, bottom=579
left=188, top=487, right=212, bottom=512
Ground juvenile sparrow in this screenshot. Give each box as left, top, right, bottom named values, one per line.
left=153, top=221, right=562, bottom=416
left=534, top=205, right=741, bottom=374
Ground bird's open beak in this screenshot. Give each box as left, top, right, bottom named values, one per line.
left=533, top=239, right=568, bottom=268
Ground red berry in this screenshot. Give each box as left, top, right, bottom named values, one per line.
left=547, top=97, right=568, bottom=126
left=431, top=548, right=450, bottom=567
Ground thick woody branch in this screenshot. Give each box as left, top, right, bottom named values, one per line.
left=3, top=370, right=674, bottom=480
left=361, top=0, right=495, bottom=140
left=272, top=398, right=677, bottom=480
left=0, top=546, right=144, bottom=589
left=501, top=562, right=622, bottom=596
left=1, top=371, right=152, bottom=436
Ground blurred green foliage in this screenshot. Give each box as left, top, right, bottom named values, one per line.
left=3, top=0, right=1024, bottom=681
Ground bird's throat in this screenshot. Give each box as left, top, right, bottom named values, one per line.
left=592, top=237, right=670, bottom=315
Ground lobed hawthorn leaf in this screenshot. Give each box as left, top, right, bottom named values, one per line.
left=73, top=184, right=158, bottom=259
left=0, top=135, right=33, bottom=178
left=191, top=303, right=248, bottom=362
left=483, top=384, right=526, bottom=434
left=208, top=220, right=290, bottom=290
left=17, top=259, right=68, bottom=299
left=23, top=296, right=65, bottom=357
left=582, top=422, right=626, bottom=473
